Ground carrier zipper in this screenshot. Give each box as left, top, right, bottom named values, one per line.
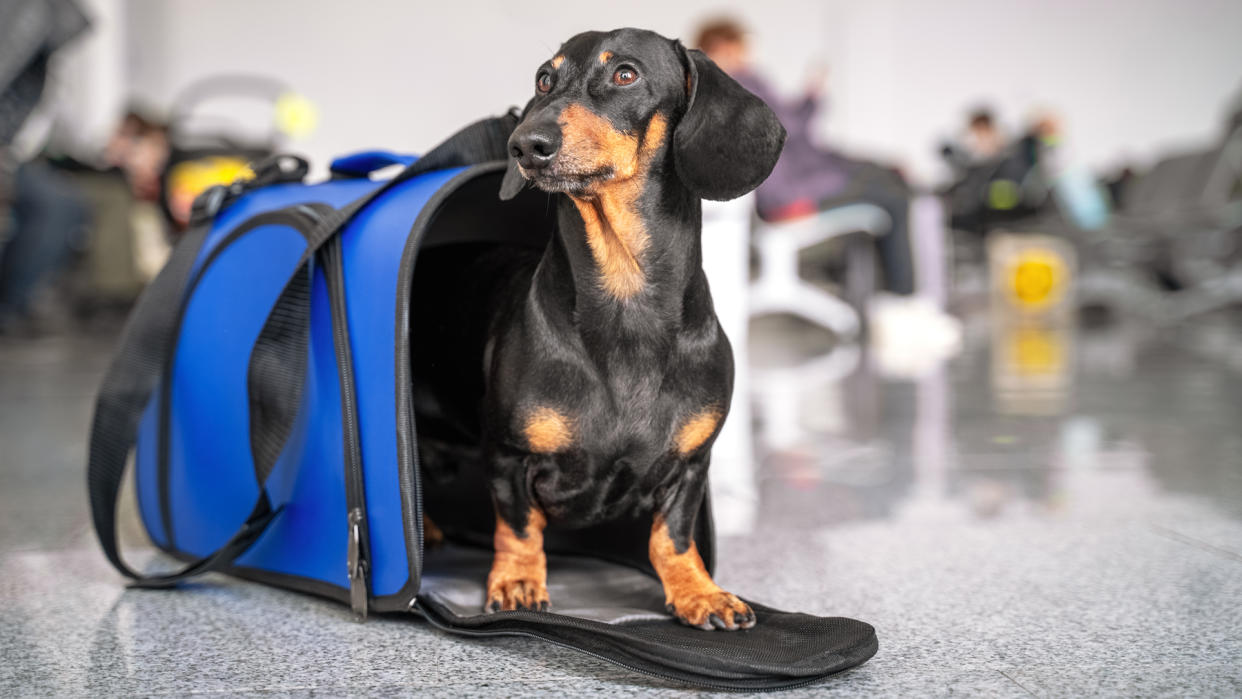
left=346, top=507, right=368, bottom=618
left=397, top=165, right=514, bottom=609
left=322, top=234, right=371, bottom=620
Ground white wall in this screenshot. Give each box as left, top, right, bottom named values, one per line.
left=110, top=0, right=1241, bottom=184
left=118, top=0, right=829, bottom=176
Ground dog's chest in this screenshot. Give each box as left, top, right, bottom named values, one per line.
left=511, top=353, right=727, bottom=523
left=524, top=395, right=705, bottom=522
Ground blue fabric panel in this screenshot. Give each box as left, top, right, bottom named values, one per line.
left=340, top=166, right=467, bottom=596
left=133, top=178, right=379, bottom=554
left=135, top=400, right=166, bottom=548
left=167, top=225, right=307, bottom=558
left=330, top=151, right=418, bottom=177
left=234, top=264, right=348, bottom=587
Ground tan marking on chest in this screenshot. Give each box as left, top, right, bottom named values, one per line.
left=560, top=107, right=668, bottom=300
left=674, top=408, right=721, bottom=455
left=523, top=407, right=574, bottom=453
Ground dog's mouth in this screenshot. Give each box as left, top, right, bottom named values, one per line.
left=520, top=164, right=614, bottom=195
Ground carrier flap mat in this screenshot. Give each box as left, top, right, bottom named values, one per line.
left=416, top=544, right=877, bottom=691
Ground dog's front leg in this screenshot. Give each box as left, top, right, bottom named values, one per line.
left=650, top=468, right=755, bottom=630
left=485, top=456, right=549, bottom=612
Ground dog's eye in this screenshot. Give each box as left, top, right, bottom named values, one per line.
left=536, top=71, right=554, bottom=94
left=612, top=66, right=638, bottom=86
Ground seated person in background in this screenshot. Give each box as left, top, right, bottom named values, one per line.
left=941, top=107, right=1066, bottom=236
left=965, top=109, right=1005, bottom=162
left=694, top=18, right=915, bottom=297
left=0, top=0, right=89, bottom=336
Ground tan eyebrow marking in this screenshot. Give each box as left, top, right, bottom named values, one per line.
left=598, top=51, right=612, bottom=65
left=551, top=55, right=565, bottom=69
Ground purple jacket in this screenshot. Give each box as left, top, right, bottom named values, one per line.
left=732, top=69, right=857, bottom=217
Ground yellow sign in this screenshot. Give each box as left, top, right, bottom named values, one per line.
left=1008, top=324, right=1064, bottom=375
left=1007, top=249, right=1067, bottom=310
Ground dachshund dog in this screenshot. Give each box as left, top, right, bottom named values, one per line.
left=419, top=27, right=784, bottom=630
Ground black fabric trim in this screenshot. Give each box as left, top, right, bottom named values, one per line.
left=162, top=542, right=415, bottom=612
left=227, top=564, right=351, bottom=605
left=416, top=595, right=878, bottom=692
left=393, top=162, right=509, bottom=603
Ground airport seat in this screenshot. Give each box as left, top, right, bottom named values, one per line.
left=749, top=203, right=891, bottom=340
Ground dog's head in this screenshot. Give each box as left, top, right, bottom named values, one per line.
left=499, top=28, right=786, bottom=202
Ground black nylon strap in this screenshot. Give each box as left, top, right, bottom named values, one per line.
left=85, top=204, right=328, bottom=588
left=86, top=112, right=519, bottom=590
left=393, top=111, right=517, bottom=182
left=85, top=219, right=242, bottom=585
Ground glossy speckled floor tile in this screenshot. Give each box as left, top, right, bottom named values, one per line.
left=2, top=312, right=1241, bottom=696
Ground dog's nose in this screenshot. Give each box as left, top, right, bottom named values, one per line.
left=509, top=126, right=561, bottom=171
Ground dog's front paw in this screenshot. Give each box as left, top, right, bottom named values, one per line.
left=666, top=590, right=755, bottom=631
left=485, top=577, right=550, bottom=613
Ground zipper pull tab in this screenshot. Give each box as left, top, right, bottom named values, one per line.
left=347, top=508, right=368, bottom=621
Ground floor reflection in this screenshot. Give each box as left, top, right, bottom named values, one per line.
left=742, top=308, right=1242, bottom=536
left=3, top=309, right=1241, bottom=695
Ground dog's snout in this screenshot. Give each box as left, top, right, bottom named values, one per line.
left=509, top=126, right=561, bottom=170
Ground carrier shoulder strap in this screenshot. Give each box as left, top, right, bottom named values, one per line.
left=85, top=213, right=264, bottom=587
left=86, top=113, right=517, bottom=588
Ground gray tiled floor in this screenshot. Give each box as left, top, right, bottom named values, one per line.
left=2, top=314, right=1242, bottom=696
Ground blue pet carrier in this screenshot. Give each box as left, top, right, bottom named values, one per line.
left=87, top=114, right=877, bottom=690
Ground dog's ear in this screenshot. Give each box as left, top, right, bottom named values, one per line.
left=673, top=44, right=786, bottom=201
left=499, top=99, right=536, bottom=201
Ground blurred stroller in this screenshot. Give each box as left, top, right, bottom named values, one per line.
left=160, top=75, right=313, bottom=232
left=59, top=75, right=311, bottom=324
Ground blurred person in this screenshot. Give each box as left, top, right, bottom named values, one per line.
left=1023, top=110, right=1112, bottom=231
left=0, top=0, right=89, bottom=335
left=965, top=108, right=1004, bottom=162
left=56, top=109, right=171, bottom=315
left=694, top=18, right=916, bottom=297
left=941, top=108, right=1010, bottom=186
left=941, top=106, right=1055, bottom=237
left=103, top=110, right=170, bottom=204
left=101, top=112, right=144, bottom=171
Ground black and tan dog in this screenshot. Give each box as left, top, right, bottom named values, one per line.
left=419, top=28, right=784, bottom=630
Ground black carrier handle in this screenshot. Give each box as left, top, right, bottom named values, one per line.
left=191, top=154, right=310, bottom=226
